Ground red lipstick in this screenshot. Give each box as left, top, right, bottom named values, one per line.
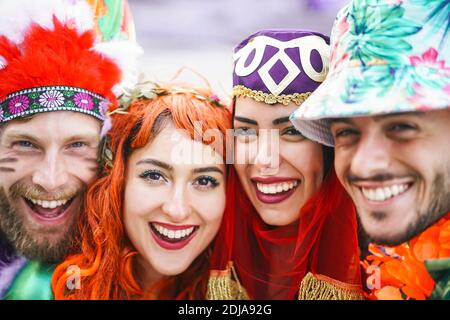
left=251, top=177, right=300, bottom=204
left=149, top=222, right=198, bottom=250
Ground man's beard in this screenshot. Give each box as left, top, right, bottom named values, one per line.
left=0, top=182, right=84, bottom=264
left=366, top=169, right=450, bottom=246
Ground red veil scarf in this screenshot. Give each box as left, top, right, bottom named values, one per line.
left=211, top=166, right=362, bottom=299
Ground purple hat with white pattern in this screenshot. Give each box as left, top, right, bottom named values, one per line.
left=232, top=29, right=330, bottom=106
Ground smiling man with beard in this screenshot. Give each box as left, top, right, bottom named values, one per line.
left=0, top=0, right=140, bottom=299
left=291, top=0, right=450, bottom=300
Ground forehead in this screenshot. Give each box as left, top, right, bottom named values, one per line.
left=331, top=112, right=428, bottom=125
left=1, top=111, right=101, bottom=141
left=234, top=97, right=298, bottom=122
left=132, top=122, right=225, bottom=168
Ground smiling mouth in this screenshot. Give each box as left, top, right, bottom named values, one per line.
left=150, top=222, right=199, bottom=244
left=252, top=179, right=300, bottom=204
left=23, top=196, right=75, bottom=220
left=359, top=182, right=414, bottom=203
left=256, top=180, right=298, bottom=194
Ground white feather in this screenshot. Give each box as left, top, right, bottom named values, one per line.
left=0, top=55, right=6, bottom=70
left=0, top=0, right=143, bottom=98
left=94, top=40, right=144, bottom=94
left=0, top=0, right=94, bottom=45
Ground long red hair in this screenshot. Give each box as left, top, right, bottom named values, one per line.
left=210, top=104, right=362, bottom=300
left=52, top=82, right=231, bottom=299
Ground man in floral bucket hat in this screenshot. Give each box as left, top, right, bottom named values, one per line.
left=0, top=0, right=140, bottom=299
left=290, top=0, right=450, bottom=300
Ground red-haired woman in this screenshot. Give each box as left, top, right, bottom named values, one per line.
left=52, top=81, right=231, bottom=299
left=207, top=30, right=364, bottom=300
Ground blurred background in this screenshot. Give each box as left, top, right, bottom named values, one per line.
left=129, top=0, right=348, bottom=102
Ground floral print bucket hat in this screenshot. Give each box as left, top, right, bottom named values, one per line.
left=290, top=0, right=450, bottom=146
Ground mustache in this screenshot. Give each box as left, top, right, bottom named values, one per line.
left=9, top=181, right=84, bottom=201
left=347, top=173, right=412, bottom=184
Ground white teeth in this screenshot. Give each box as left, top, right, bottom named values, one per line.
left=256, top=181, right=298, bottom=195
left=383, top=187, right=392, bottom=199
left=361, top=184, right=410, bottom=202
left=152, top=224, right=195, bottom=239
left=26, top=197, right=70, bottom=208
left=392, top=185, right=399, bottom=196
left=375, top=188, right=384, bottom=201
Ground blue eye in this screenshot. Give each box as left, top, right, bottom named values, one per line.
left=69, top=142, right=86, bottom=149
left=194, top=175, right=219, bottom=189
left=235, top=127, right=257, bottom=136
left=13, top=140, right=36, bottom=149
left=139, top=170, right=167, bottom=183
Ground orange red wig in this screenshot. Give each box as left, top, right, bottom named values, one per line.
left=52, top=82, right=231, bottom=299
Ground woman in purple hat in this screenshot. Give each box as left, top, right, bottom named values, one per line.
left=208, top=29, right=364, bottom=300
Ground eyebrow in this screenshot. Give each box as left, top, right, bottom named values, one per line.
left=372, top=112, right=422, bottom=121
left=235, top=116, right=292, bottom=126
left=4, top=132, right=100, bottom=144
left=192, top=166, right=224, bottom=175
left=136, top=158, right=174, bottom=171
left=234, top=116, right=258, bottom=125
left=329, top=118, right=354, bottom=125
left=3, top=132, right=41, bottom=145
left=272, top=116, right=291, bottom=125
left=66, top=134, right=100, bottom=143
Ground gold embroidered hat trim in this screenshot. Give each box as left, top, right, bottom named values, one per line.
left=233, top=85, right=312, bottom=106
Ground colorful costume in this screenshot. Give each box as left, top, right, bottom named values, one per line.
left=207, top=30, right=364, bottom=300
left=0, top=0, right=139, bottom=299
left=290, top=0, right=450, bottom=300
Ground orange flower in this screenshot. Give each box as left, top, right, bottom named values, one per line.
left=375, top=286, right=404, bottom=300
left=414, top=227, right=440, bottom=261
left=364, top=213, right=450, bottom=300
left=440, top=220, right=450, bottom=251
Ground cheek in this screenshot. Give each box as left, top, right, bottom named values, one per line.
left=67, top=156, right=99, bottom=185
left=334, top=148, right=350, bottom=185
left=281, top=142, right=324, bottom=184
left=78, top=167, right=98, bottom=185
left=234, top=139, right=257, bottom=166
left=124, top=179, right=160, bottom=220
left=195, top=189, right=225, bottom=230
left=0, top=173, right=19, bottom=191
left=233, top=141, right=254, bottom=187
left=123, top=181, right=160, bottom=251
left=0, top=153, right=40, bottom=187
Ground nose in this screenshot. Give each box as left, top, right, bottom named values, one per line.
left=161, top=183, right=192, bottom=222
left=32, top=149, right=69, bottom=192
left=254, top=129, right=280, bottom=175
left=350, top=132, right=392, bottom=179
